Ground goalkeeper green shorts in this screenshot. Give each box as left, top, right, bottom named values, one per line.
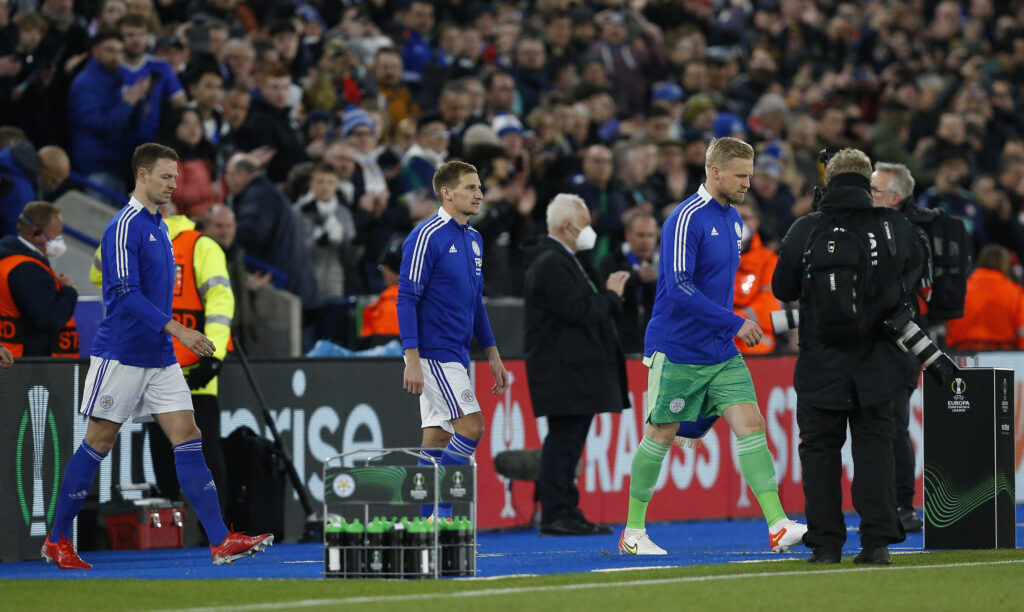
left=643, top=351, right=758, bottom=424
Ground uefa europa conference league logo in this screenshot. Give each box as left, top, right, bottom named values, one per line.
left=17, top=386, right=60, bottom=536
left=947, top=377, right=970, bottom=413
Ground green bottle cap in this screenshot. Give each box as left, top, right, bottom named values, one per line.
left=344, top=518, right=364, bottom=533
left=367, top=517, right=388, bottom=534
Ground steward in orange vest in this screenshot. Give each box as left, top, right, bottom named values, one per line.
left=945, top=244, right=1024, bottom=351
left=0, top=201, right=78, bottom=357
left=733, top=202, right=781, bottom=354
left=361, top=241, right=402, bottom=338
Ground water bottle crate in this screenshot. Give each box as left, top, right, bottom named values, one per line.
left=322, top=448, right=478, bottom=580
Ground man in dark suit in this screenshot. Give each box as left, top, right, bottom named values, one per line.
left=524, top=193, right=631, bottom=536
left=597, top=211, right=659, bottom=354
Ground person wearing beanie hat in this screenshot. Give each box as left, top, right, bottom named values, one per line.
left=683, top=93, right=716, bottom=132
left=342, top=105, right=388, bottom=195
left=713, top=112, right=747, bottom=140
left=342, top=105, right=377, bottom=139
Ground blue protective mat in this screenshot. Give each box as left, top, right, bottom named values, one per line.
left=2, top=507, right=1020, bottom=580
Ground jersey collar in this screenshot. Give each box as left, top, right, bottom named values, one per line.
left=698, top=184, right=717, bottom=205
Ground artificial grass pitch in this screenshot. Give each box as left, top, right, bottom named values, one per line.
left=5, top=549, right=1024, bottom=612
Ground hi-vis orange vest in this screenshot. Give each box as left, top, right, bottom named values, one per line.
left=172, top=230, right=205, bottom=366
left=733, top=234, right=781, bottom=355
left=0, top=254, right=78, bottom=357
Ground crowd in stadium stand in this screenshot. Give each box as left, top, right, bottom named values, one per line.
left=1, top=0, right=1023, bottom=350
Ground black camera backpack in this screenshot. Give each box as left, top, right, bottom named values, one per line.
left=802, top=209, right=898, bottom=344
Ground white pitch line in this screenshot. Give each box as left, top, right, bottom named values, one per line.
left=153, top=559, right=1024, bottom=612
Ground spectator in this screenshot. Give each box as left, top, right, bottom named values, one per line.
left=732, top=199, right=781, bottom=354
left=945, top=244, right=1024, bottom=351
left=437, top=80, right=472, bottom=157
left=234, top=63, right=307, bottom=184
left=118, top=14, right=186, bottom=147
left=185, top=65, right=227, bottom=146
left=0, top=12, right=56, bottom=146
left=153, top=34, right=186, bottom=72
left=88, top=0, right=125, bottom=36
left=306, top=39, right=364, bottom=111
left=919, top=149, right=986, bottom=256
left=213, top=84, right=252, bottom=174
left=615, top=141, right=660, bottom=210
left=589, top=9, right=663, bottom=116
left=68, top=29, right=149, bottom=195
left=510, top=35, right=548, bottom=116
left=0, top=140, right=68, bottom=237
left=268, top=18, right=311, bottom=82
left=223, top=37, right=255, bottom=87
left=647, top=138, right=692, bottom=219
left=597, top=211, right=658, bottom=354
left=749, top=155, right=796, bottom=244
left=567, top=144, right=629, bottom=261
left=483, top=71, right=516, bottom=120
left=343, top=105, right=388, bottom=195
left=224, top=152, right=318, bottom=309
left=399, top=0, right=433, bottom=85
left=398, top=113, right=448, bottom=199
left=371, top=47, right=420, bottom=138
left=0, top=200, right=78, bottom=357
left=292, top=163, right=356, bottom=300
left=199, top=203, right=266, bottom=353
left=158, top=106, right=217, bottom=218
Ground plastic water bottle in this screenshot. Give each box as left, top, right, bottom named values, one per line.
left=401, top=518, right=420, bottom=578
left=366, top=517, right=387, bottom=576
left=342, top=518, right=365, bottom=577
left=439, top=517, right=456, bottom=575
left=324, top=518, right=344, bottom=576
left=457, top=516, right=474, bottom=576
left=387, top=517, right=405, bottom=579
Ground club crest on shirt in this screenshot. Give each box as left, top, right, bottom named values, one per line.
left=460, top=388, right=475, bottom=403
left=472, top=241, right=481, bottom=256
left=734, top=222, right=742, bottom=237
left=99, top=395, right=114, bottom=410
left=669, top=398, right=685, bottom=413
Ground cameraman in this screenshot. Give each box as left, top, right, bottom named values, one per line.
left=772, top=149, right=922, bottom=565
left=870, top=161, right=927, bottom=532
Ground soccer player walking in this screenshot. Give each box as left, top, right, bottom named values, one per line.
left=397, top=161, right=509, bottom=519
left=619, top=137, right=806, bottom=555
left=43, top=144, right=272, bottom=569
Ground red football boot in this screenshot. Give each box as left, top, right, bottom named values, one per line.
left=210, top=531, right=274, bottom=565
left=42, top=536, right=92, bottom=569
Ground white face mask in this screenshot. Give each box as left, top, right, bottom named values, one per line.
left=740, top=224, right=752, bottom=250
left=45, top=235, right=68, bottom=259
left=572, top=224, right=598, bottom=251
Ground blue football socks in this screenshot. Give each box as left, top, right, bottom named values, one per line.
left=174, top=438, right=228, bottom=546
left=437, top=433, right=478, bottom=519
left=50, top=442, right=105, bottom=542
left=418, top=447, right=444, bottom=517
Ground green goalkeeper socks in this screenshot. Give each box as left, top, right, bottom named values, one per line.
left=736, top=431, right=787, bottom=527
left=626, top=436, right=670, bottom=530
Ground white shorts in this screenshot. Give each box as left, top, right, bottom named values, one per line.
left=80, top=356, right=193, bottom=424
left=418, top=358, right=480, bottom=433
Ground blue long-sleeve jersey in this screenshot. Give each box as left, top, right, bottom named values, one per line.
left=644, top=185, right=746, bottom=365
left=397, top=208, right=496, bottom=367
left=91, top=198, right=176, bottom=367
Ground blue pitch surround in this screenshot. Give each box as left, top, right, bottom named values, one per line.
left=4, top=507, right=1022, bottom=580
